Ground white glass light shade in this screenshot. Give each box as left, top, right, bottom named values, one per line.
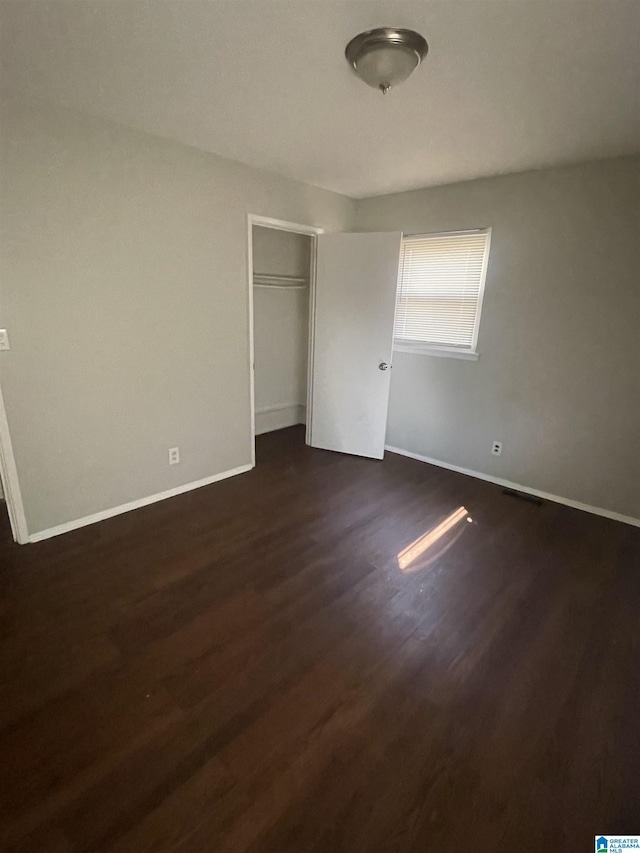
left=353, top=44, right=419, bottom=92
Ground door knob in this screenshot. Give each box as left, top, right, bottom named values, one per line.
left=379, top=362, right=389, bottom=371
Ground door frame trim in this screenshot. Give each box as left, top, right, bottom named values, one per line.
left=0, top=381, right=29, bottom=543
left=247, top=215, right=324, bottom=464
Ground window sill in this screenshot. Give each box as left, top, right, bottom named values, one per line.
left=393, top=344, right=479, bottom=361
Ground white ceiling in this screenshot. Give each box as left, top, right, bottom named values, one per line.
left=1, top=1, right=639, bottom=198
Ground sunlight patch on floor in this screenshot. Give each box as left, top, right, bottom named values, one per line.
left=397, top=506, right=469, bottom=571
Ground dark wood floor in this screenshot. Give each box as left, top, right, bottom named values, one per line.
left=1, top=425, right=638, bottom=852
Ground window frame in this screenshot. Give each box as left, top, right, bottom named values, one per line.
left=393, top=228, right=492, bottom=361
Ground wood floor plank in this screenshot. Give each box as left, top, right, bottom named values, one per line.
left=0, top=425, right=638, bottom=852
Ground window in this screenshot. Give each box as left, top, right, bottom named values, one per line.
left=393, top=229, right=491, bottom=359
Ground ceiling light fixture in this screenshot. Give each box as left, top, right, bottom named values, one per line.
left=345, top=27, right=428, bottom=94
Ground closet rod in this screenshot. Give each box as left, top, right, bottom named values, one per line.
left=253, top=273, right=308, bottom=287
left=254, top=283, right=307, bottom=290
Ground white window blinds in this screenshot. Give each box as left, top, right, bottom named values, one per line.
left=394, top=230, right=491, bottom=352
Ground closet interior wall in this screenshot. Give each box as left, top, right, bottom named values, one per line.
left=252, top=225, right=312, bottom=436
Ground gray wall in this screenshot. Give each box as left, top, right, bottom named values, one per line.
left=1, top=94, right=637, bottom=535
left=0, top=96, right=354, bottom=535
left=356, top=158, right=640, bottom=519
left=252, top=226, right=311, bottom=279
left=252, top=226, right=311, bottom=434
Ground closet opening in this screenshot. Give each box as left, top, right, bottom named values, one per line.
left=248, top=216, right=323, bottom=464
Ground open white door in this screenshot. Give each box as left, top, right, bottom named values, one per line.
left=309, top=232, right=402, bottom=459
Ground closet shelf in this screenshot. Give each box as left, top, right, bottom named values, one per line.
left=253, top=273, right=308, bottom=289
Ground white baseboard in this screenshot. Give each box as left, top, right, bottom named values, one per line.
left=29, top=463, right=254, bottom=543
left=255, top=403, right=306, bottom=436
left=385, top=445, right=640, bottom=528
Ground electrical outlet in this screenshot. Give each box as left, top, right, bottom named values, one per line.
left=169, top=447, right=180, bottom=465
left=491, top=441, right=503, bottom=456
left=0, top=329, right=10, bottom=351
